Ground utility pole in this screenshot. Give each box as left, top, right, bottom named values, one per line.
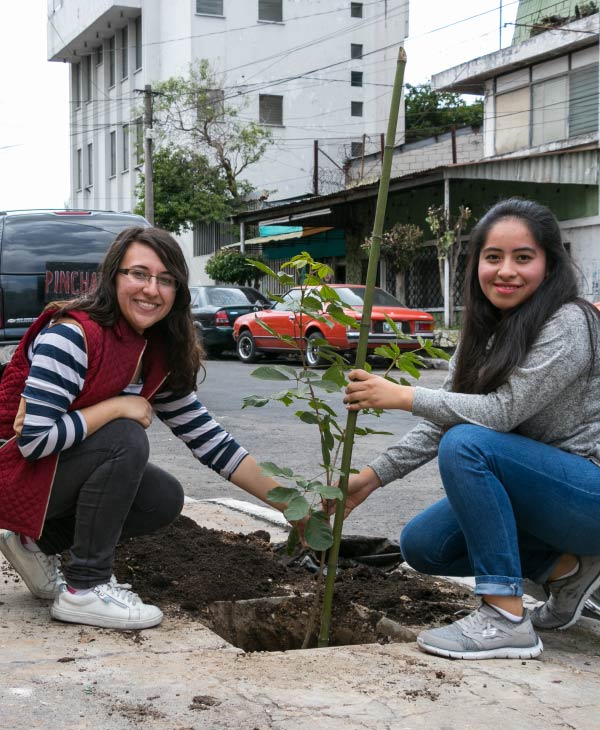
left=144, top=84, right=154, bottom=225
left=313, top=140, right=319, bottom=195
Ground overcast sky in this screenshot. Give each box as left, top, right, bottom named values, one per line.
left=0, top=1, right=518, bottom=211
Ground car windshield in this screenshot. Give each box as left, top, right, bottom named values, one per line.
left=334, top=287, right=406, bottom=307
left=205, top=288, right=266, bottom=307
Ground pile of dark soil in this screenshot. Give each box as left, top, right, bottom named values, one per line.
left=112, top=515, right=476, bottom=649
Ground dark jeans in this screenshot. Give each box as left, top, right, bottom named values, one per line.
left=400, top=425, right=600, bottom=597
left=36, top=419, right=184, bottom=589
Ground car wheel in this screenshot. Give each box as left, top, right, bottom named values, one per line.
left=237, top=330, right=259, bottom=363
left=305, top=331, right=328, bottom=367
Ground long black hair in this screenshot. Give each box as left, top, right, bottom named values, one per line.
left=55, top=226, right=203, bottom=395
left=453, top=197, right=599, bottom=394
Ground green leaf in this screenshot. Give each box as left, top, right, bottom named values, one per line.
left=286, top=525, right=300, bottom=555
left=326, top=304, right=360, bottom=328
left=241, top=394, right=270, bottom=408
left=308, top=483, right=343, bottom=500
left=313, top=378, right=342, bottom=393
left=322, top=363, right=347, bottom=388
left=284, top=495, right=310, bottom=521
left=251, top=366, right=291, bottom=381
left=260, top=462, right=294, bottom=478
left=275, top=364, right=302, bottom=379
left=296, top=410, right=320, bottom=424
left=304, top=514, right=333, bottom=551
left=267, top=486, right=300, bottom=504
left=248, top=259, right=277, bottom=278
left=383, top=313, right=401, bottom=335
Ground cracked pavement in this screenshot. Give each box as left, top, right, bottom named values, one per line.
left=2, top=501, right=600, bottom=729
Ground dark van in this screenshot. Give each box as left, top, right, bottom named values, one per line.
left=0, top=210, right=148, bottom=344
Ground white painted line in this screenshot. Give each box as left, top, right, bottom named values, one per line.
left=184, top=496, right=289, bottom=528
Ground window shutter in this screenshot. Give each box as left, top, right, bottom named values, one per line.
left=196, top=0, right=224, bottom=15
left=259, top=94, right=283, bottom=125
left=259, top=0, right=283, bottom=22
left=570, top=65, right=599, bottom=137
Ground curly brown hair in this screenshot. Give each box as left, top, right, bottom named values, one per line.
left=54, top=226, right=203, bottom=395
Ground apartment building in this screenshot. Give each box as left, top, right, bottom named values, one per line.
left=47, top=2, right=408, bottom=246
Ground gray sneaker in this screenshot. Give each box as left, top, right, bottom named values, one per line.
left=531, top=555, right=600, bottom=630
left=0, top=530, right=61, bottom=599
left=417, top=602, right=543, bottom=660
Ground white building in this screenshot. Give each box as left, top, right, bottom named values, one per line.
left=47, top=0, right=408, bottom=279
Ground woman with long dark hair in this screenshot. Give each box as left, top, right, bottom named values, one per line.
left=342, top=198, right=600, bottom=660
left=0, top=227, right=283, bottom=630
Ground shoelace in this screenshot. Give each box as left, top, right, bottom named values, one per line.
left=100, top=581, right=141, bottom=606
left=455, top=607, right=492, bottom=633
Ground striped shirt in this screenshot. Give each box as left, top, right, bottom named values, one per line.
left=18, top=323, right=248, bottom=479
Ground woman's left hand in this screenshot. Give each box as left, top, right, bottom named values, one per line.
left=344, top=369, right=414, bottom=411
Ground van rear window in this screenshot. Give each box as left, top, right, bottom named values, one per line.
left=1, top=215, right=144, bottom=274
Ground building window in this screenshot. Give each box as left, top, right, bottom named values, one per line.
left=351, top=2, right=363, bottom=17
left=121, top=26, right=129, bottom=79
left=351, top=71, right=363, bottom=87
left=193, top=221, right=236, bottom=256
left=198, top=88, right=225, bottom=121
left=351, top=101, right=363, bottom=116
left=95, top=45, right=103, bottom=66
left=122, top=124, right=130, bottom=172
left=569, top=64, right=599, bottom=137
left=259, top=94, right=283, bottom=125
left=108, top=36, right=116, bottom=87
left=134, top=16, right=142, bottom=70
left=532, top=76, right=568, bottom=147
left=351, top=43, right=363, bottom=59
left=109, top=131, right=116, bottom=176
left=83, top=55, right=92, bottom=102
left=73, top=63, right=81, bottom=108
left=134, top=116, right=144, bottom=166
left=87, top=143, right=93, bottom=187
left=196, top=0, right=224, bottom=15
left=259, top=0, right=282, bottom=22
left=495, top=87, right=530, bottom=154
left=351, top=141, right=363, bottom=157
left=76, top=148, right=82, bottom=190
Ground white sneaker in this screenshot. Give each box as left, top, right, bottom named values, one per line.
left=50, top=581, right=163, bottom=630
left=0, top=530, right=61, bottom=599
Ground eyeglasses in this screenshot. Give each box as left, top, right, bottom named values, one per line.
left=117, top=268, right=179, bottom=290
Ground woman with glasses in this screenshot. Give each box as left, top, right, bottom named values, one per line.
left=0, top=227, right=283, bottom=630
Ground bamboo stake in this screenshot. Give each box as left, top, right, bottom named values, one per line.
left=318, top=47, right=407, bottom=648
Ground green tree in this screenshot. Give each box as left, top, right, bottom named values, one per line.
left=152, top=59, right=272, bottom=200
left=134, top=147, right=233, bottom=234
left=404, top=83, right=483, bottom=143
left=205, top=248, right=264, bottom=286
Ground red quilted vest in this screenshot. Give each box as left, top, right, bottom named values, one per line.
left=0, top=309, right=169, bottom=537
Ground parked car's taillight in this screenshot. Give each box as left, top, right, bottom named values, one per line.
left=214, top=309, right=229, bottom=326
left=414, top=321, right=434, bottom=333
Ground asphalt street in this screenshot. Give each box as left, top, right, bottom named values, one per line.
left=147, top=353, right=449, bottom=541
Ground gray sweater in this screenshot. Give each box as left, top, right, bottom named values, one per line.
left=369, top=303, right=600, bottom=486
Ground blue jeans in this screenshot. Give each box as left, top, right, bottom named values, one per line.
left=400, top=425, right=600, bottom=597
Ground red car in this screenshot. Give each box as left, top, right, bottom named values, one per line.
left=233, top=284, right=435, bottom=366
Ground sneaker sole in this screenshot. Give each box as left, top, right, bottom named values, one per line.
left=416, top=636, right=543, bottom=660
left=0, top=536, right=57, bottom=600
left=50, top=605, right=163, bottom=630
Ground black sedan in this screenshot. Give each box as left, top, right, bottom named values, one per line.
left=190, top=285, right=272, bottom=355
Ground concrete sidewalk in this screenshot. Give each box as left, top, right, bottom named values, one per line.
left=1, top=500, right=600, bottom=729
